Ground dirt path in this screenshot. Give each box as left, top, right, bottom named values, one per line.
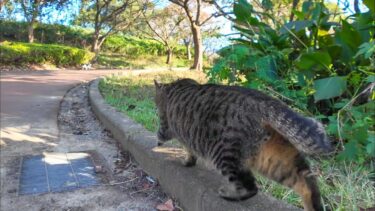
left=0, top=70, right=173, bottom=211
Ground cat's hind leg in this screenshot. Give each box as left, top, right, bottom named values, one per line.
left=212, top=139, right=258, bottom=201
left=252, top=132, right=323, bottom=211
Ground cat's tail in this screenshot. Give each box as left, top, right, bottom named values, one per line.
left=264, top=102, right=333, bottom=155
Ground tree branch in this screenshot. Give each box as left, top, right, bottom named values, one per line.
left=199, top=12, right=219, bottom=26
left=169, top=0, right=184, bottom=7
left=142, top=11, right=168, bottom=45
left=208, top=0, right=235, bottom=22
left=195, top=0, right=201, bottom=23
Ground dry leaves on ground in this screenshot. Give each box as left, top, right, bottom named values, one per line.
left=156, top=199, right=175, bottom=211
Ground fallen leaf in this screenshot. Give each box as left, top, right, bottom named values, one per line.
left=142, top=182, right=151, bottom=189
left=156, top=199, right=174, bottom=211
left=94, top=165, right=105, bottom=173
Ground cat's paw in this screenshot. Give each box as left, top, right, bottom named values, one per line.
left=181, top=156, right=196, bottom=167
left=218, top=185, right=257, bottom=201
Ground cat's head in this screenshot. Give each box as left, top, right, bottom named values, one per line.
left=154, top=79, right=168, bottom=111
left=154, top=78, right=198, bottom=111
left=154, top=80, right=171, bottom=146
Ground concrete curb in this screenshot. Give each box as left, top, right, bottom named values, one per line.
left=89, top=78, right=301, bottom=211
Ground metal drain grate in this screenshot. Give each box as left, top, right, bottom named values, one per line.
left=19, top=152, right=100, bottom=195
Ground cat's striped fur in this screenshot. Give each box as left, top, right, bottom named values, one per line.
left=154, top=78, right=332, bottom=211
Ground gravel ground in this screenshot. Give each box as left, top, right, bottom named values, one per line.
left=0, top=82, right=178, bottom=211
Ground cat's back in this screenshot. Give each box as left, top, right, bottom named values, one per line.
left=169, top=79, right=274, bottom=103
left=170, top=81, right=278, bottom=115
left=167, top=80, right=275, bottom=127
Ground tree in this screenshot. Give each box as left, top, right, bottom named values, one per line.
left=176, top=18, right=193, bottom=60
left=76, top=0, right=144, bottom=56
left=0, top=0, right=9, bottom=12
left=183, top=37, right=192, bottom=60
left=169, top=0, right=219, bottom=71
left=9, top=0, right=69, bottom=43
left=141, top=5, right=186, bottom=64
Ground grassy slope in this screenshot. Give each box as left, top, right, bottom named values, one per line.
left=99, top=71, right=375, bottom=210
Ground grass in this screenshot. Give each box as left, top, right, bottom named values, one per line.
left=97, top=53, right=191, bottom=69
left=99, top=71, right=375, bottom=211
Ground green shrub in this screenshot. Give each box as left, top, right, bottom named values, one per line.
left=0, top=21, right=92, bottom=48
left=208, top=0, right=375, bottom=164
left=0, top=41, right=94, bottom=66
left=0, top=21, right=188, bottom=59
left=101, top=35, right=187, bottom=58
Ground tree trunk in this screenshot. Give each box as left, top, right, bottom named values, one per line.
left=28, top=21, right=36, bottom=43
left=184, top=38, right=192, bottom=60
left=41, top=30, right=45, bottom=43
left=91, top=28, right=108, bottom=62
left=166, top=48, right=173, bottom=64
left=26, top=5, right=38, bottom=43
left=191, top=24, right=203, bottom=71
left=186, top=42, right=191, bottom=61
left=91, top=31, right=100, bottom=53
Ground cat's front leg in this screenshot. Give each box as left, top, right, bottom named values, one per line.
left=182, top=149, right=197, bottom=167
left=157, top=129, right=172, bottom=146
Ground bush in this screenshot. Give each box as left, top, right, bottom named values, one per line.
left=101, top=35, right=187, bottom=58
left=0, top=21, right=92, bottom=48
left=208, top=0, right=375, bottom=163
left=0, top=21, right=188, bottom=59
left=0, top=41, right=94, bottom=66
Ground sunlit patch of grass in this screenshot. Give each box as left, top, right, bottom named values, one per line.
left=99, top=70, right=207, bottom=131
left=317, top=160, right=375, bottom=210
left=256, top=175, right=301, bottom=206
left=255, top=159, right=375, bottom=210
left=99, top=71, right=375, bottom=211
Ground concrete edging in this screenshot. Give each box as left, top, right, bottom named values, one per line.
left=89, top=78, right=300, bottom=211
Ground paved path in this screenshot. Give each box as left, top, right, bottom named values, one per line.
left=0, top=69, right=158, bottom=211
left=1, top=70, right=126, bottom=156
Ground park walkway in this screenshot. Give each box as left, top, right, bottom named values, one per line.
left=1, top=70, right=124, bottom=157
left=0, top=69, right=164, bottom=211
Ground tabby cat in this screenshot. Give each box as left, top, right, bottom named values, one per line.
left=154, top=78, right=332, bottom=211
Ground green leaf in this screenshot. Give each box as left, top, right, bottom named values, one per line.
left=217, top=44, right=249, bottom=57
left=333, top=99, right=349, bottom=109
left=255, top=56, right=278, bottom=82
left=354, top=41, right=375, bottom=59
left=335, top=20, right=362, bottom=59
left=302, top=1, right=313, bottom=14
left=366, top=75, right=375, bottom=83
left=353, top=126, right=369, bottom=144
left=313, top=76, right=347, bottom=102
left=292, top=10, right=305, bottom=20
left=338, top=141, right=358, bottom=161
left=297, top=73, right=307, bottom=86
left=261, top=0, right=273, bottom=10
left=366, top=134, right=375, bottom=157
left=311, top=3, right=322, bottom=22
left=327, top=115, right=338, bottom=136
left=296, top=51, right=332, bottom=71
left=363, top=0, right=375, bottom=13
left=234, top=0, right=253, bottom=22
left=280, top=20, right=313, bottom=34
left=326, top=45, right=342, bottom=60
